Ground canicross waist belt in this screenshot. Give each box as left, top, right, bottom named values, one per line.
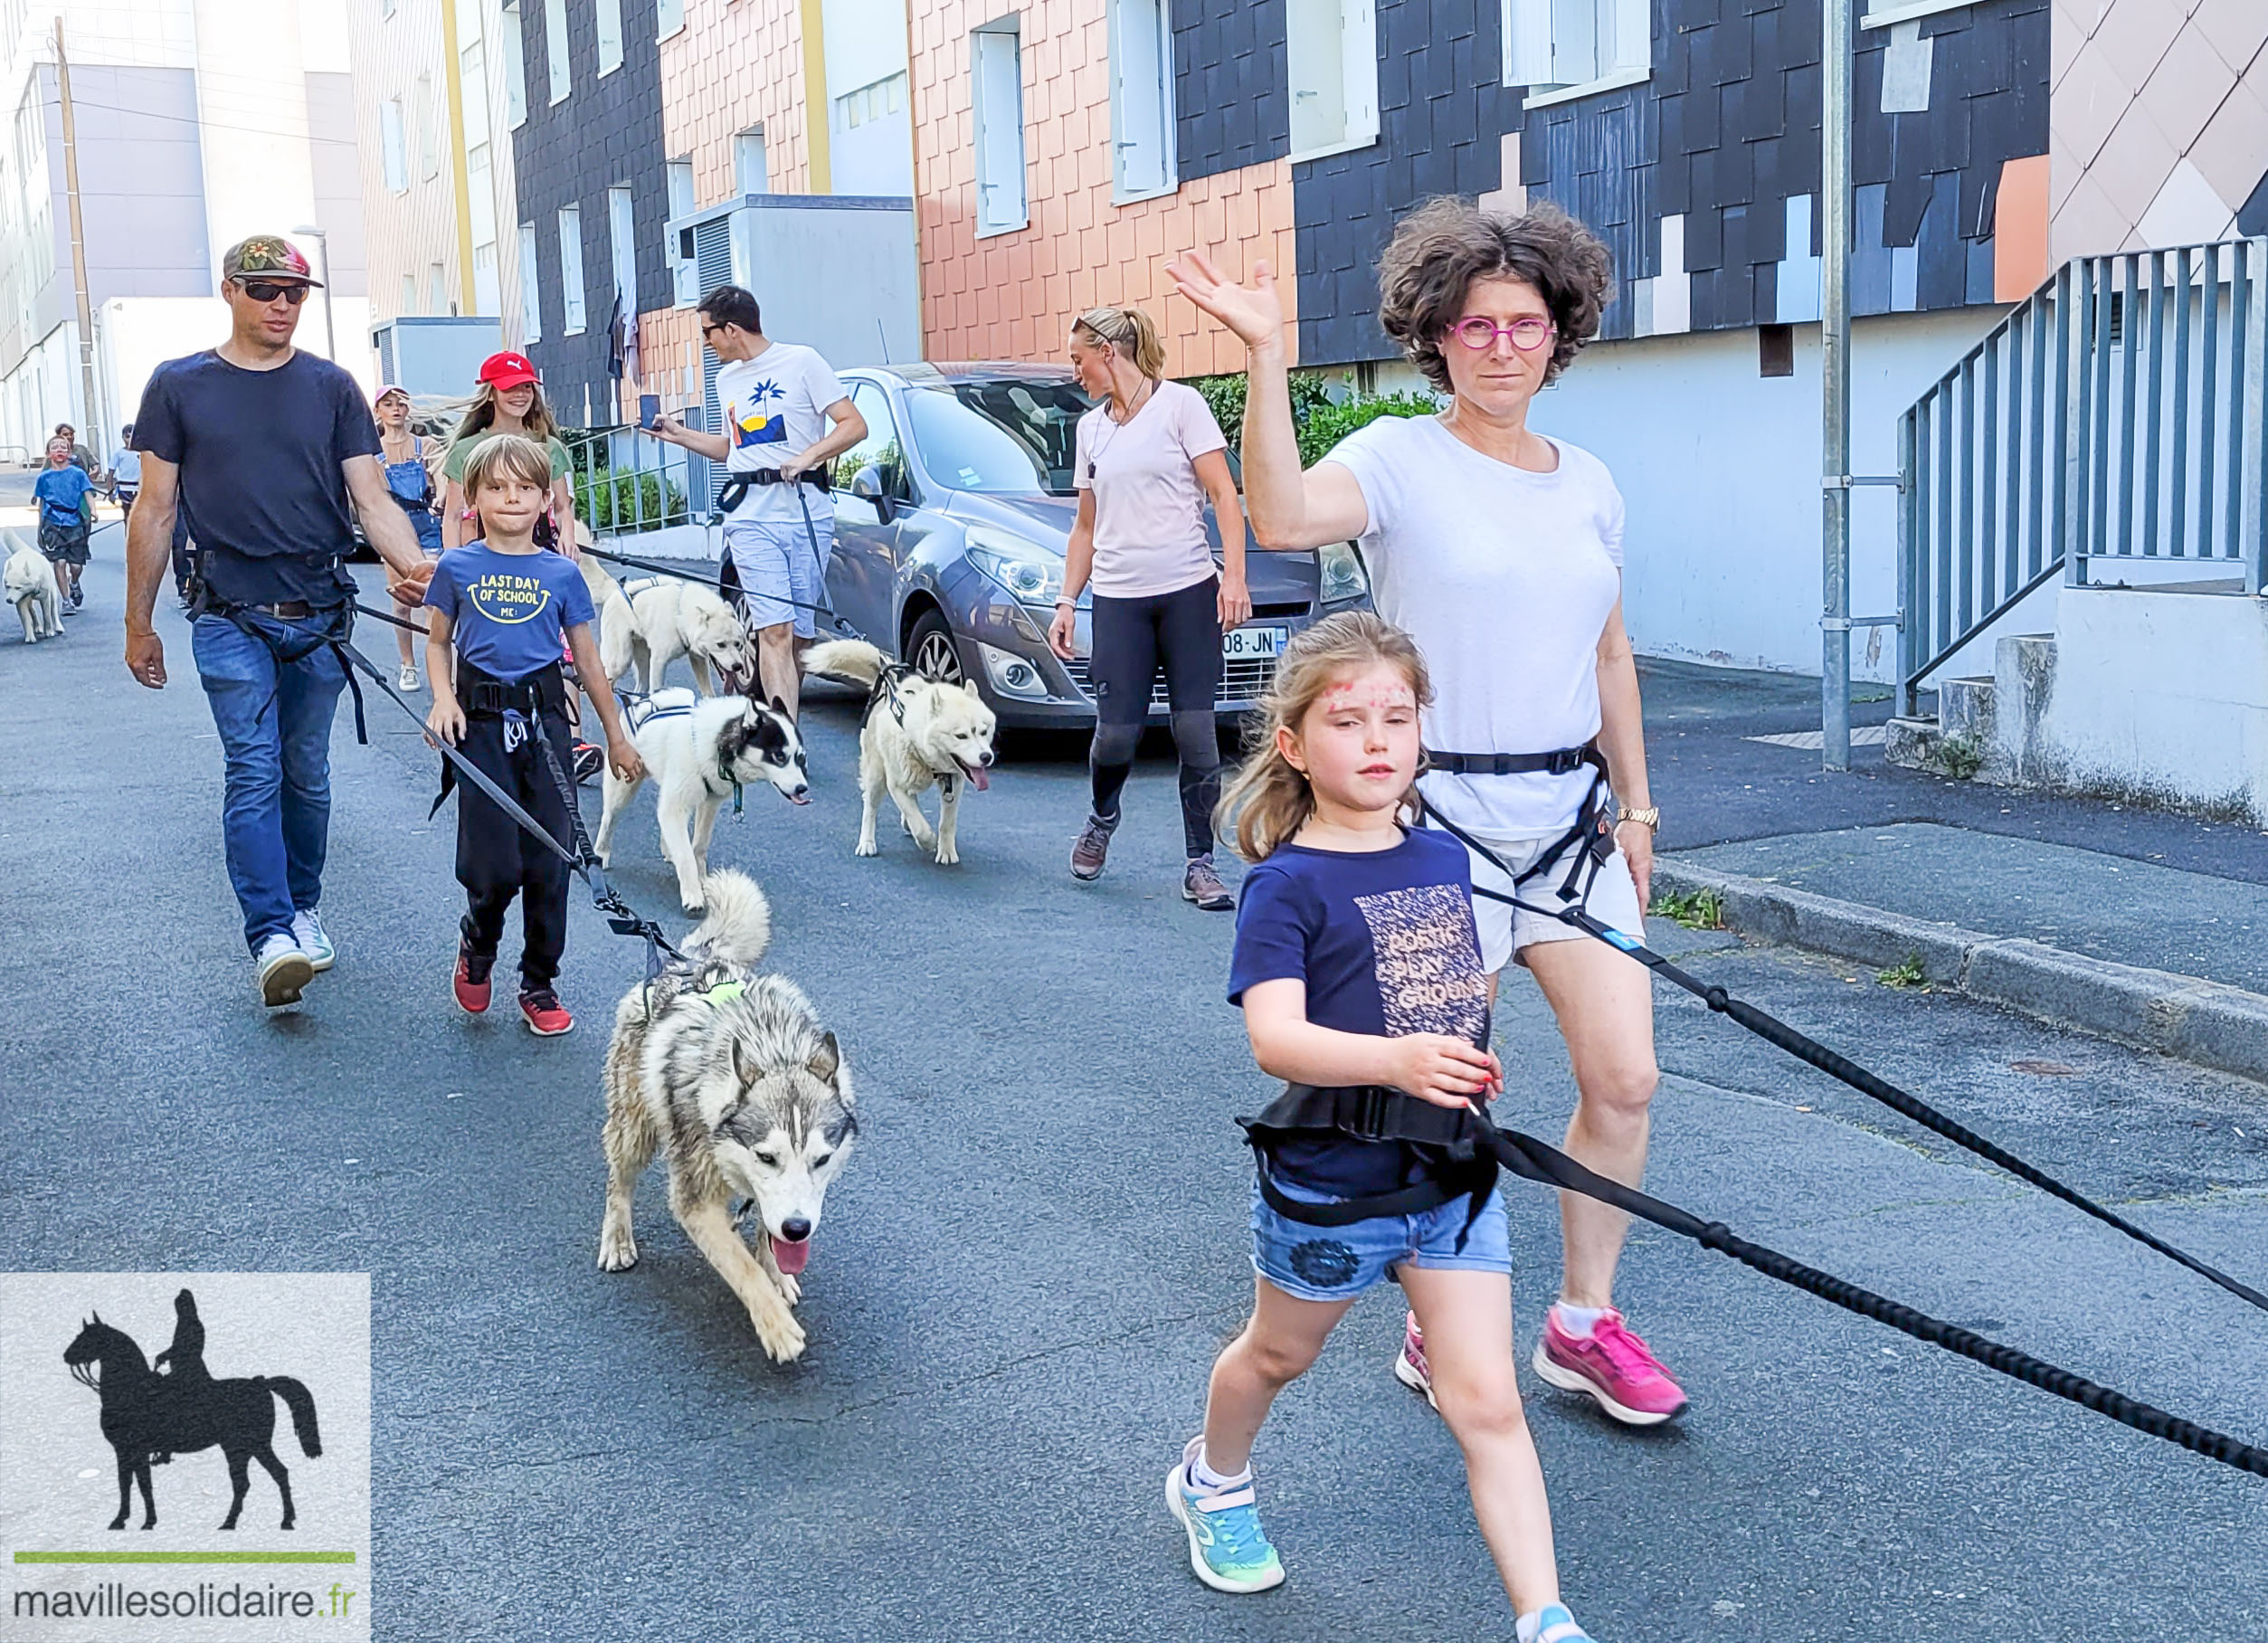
left=454, top=659, right=567, bottom=720
left=714, top=465, right=831, bottom=517
left=1423, top=744, right=1599, bottom=777
left=1238, top=1082, right=1497, bottom=1247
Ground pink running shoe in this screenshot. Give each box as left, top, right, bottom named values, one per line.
left=1391, top=1310, right=1437, bottom=1410
left=1533, top=1307, right=1687, bottom=1426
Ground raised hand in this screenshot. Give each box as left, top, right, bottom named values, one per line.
left=1166, top=252, right=1286, bottom=351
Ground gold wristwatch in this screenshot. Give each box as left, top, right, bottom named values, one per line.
left=1616, top=804, right=1661, bottom=831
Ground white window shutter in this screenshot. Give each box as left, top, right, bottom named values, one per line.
left=1503, top=0, right=1552, bottom=86
left=1550, top=0, right=1598, bottom=85
left=1342, top=0, right=1378, bottom=145
left=1610, top=0, right=1651, bottom=73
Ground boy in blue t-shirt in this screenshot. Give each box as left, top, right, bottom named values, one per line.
left=34, top=434, right=96, bottom=611
left=423, top=434, right=642, bottom=1036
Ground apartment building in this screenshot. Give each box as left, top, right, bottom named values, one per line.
left=0, top=0, right=368, bottom=459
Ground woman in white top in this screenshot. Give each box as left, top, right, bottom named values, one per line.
left=1048, top=305, right=1250, bottom=911
left=1170, top=203, right=1686, bottom=1426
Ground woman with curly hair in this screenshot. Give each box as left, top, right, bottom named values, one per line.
left=1169, top=200, right=1684, bottom=1438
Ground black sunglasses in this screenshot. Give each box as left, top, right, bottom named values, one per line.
left=236, top=279, right=311, bottom=305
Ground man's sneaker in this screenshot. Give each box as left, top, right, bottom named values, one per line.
left=518, top=987, right=574, bottom=1036
left=1069, top=814, right=1115, bottom=880
left=453, top=939, right=494, bottom=1014
left=289, top=908, right=334, bottom=973
left=254, top=933, right=314, bottom=1009
left=1522, top=1604, right=1594, bottom=1643
left=396, top=664, right=420, bottom=692
left=1183, top=855, right=1235, bottom=911
left=1392, top=1309, right=1438, bottom=1410
left=1533, top=1307, right=1688, bottom=1426
left=1164, top=1437, right=1285, bottom=1595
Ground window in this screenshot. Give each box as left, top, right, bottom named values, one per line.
left=503, top=2, right=527, bottom=126
left=734, top=127, right=767, bottom=195
left=608, top=185, right=636, bottom=320
left=668, top=157, right=697, bottom=305
left=460, top=42, right=489, bottom=150
left=544, top=0, right=570, bottom=104
left=835, top=382, right=908, bottom=498
left=905, top=378, right=1089, bottom=494
left=970, top=20, right=1027, bottom=237
left=380, top=97, right=407, bottom=190
left=1503, top=0, right=1651, bottom=102
left=401, top=273, right=418, bottom=317
left=656, top=0, right=684, bottom=39
left=597, top=0, right=622, bottom=75
left=1286, top=0, right=1378, bottom=159
left=836, top=71, right=906, bottom=130
left=473, top=240, right=499, bottom=318
left=1109, top=0, right=1175, bottom=201
left=415, top=71, right=439, bottom=178
left=518, top=223, right=543, bottom=341
left=381, top=0, right=395, bottom=17
left=557, top=204, right=585, bottom=333
left=429, top=261, right=449, bottom=317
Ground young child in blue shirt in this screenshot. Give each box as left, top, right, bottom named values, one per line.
left=423, top=434, right=642, bottom=1036
left=34, top=434, right=96, bottom=611
left=1170, top=611, right=1596, bottom=1643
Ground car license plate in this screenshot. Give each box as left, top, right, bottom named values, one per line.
left=1223, top=625, right=1286, bottom=661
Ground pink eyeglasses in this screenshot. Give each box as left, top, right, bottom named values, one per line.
left=1450, top=316, right=1556, bottom=352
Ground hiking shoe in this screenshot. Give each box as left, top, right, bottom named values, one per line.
left=573, top=743, right=605, bottom=784
left=396, top=664, right=420, bottom=692
left=1393, top=1309, right=1438, bottom=1410
left=1069, top=814, right=1115, bottom=880
left=1183, top=854, right=1235, bottom=911
left=452, top=939, right=494, bottom=1015
left=518, top=987, right=574, bottom=1036
left=254, top=933, right=313, bottom=1008
left=1523, top=1604, right=1594, bottom=1642
left=1165, top=1437, right=1285, bottom=1595
left=289, top=908, right=334, bottom=973
left=1533, top=1307, right=1688, bottom=1426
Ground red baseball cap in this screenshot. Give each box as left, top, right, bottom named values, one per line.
left=478, top=351, right=540, bottom=391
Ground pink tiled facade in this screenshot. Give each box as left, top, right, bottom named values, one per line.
left=907, top=0, right=1296, bottom=373
left=661, top=0, right=816, bottom=204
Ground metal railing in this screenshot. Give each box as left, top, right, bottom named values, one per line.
left=1898, top=237, right=2268, bottom=715
left=557, top=423, right=709, bottom=537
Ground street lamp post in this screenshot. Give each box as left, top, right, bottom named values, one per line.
left=291, top=224, right=337, bottom=362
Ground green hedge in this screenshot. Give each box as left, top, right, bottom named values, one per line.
left=1181, top=372, right=1439, bottom=470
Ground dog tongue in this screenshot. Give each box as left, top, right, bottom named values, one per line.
left=771, top=1235, right=812, bottom=1275
left=963, top=764, right=991, bottom=792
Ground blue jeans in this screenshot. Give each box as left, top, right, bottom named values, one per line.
left=1250, top=1176, right=1514, bottom=1303
left=192, top=612, right=348, bottom=952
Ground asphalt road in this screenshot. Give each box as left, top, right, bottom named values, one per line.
left=4, top=537, right=2264, bottom=1641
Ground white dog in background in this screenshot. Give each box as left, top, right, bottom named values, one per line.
left=580, top=554, right=756, bottom=697
left=802, top=639, right=997, bottom=866
left=5, top=545, right=59, bottom=642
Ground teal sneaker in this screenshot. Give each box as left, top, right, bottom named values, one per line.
left=1522, top=1604, right=1594, bottom=1643
left=1164, top=1436, right=1286, bottom=1594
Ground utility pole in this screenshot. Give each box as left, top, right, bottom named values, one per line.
left=1819, top=0, right=1854, bottom=772
left=53, top=19, right=100, bottom=453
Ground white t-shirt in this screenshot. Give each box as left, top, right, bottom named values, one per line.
left=714, top=342, right=848, bottom=525
left=1324, top=413, right=1626, bottom=840
left=1072, top=379, right=1228, bottom=599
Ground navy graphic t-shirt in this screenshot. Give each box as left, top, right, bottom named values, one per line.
left=424, top=545, right=594, bottom=684
left=1228, top=826, right=1491, bottom=1196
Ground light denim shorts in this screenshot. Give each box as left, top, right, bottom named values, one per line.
left=724, top=517, right=830, bottom=639
left=1249, top=1174, right=1513, bottom=1303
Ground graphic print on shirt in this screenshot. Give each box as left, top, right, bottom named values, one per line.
left=1353, top=883, right=1489, bottom=1042
left=466, top=570, right=554, bottom=625
left=732, top=378, right=788, bottom=450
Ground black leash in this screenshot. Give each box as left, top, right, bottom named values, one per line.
left=1457, top=1098, right=2268, bottom=1479
left=1418, top=792, right=2268, bottom=1317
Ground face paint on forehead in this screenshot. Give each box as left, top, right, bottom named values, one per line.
left=1315, top=671, right=1418, bottom=714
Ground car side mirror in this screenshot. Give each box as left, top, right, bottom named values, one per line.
left=848, top=465, right=894, bottom=523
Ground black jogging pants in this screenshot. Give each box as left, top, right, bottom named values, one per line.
left=1086, top=575, right=1221, bottom=859
left=454, top=706, right=578, bottom=988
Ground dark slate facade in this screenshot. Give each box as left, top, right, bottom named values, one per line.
left=508, top=0, right=672, bottom=427
left=1174, top=0, right=2051, bottom=366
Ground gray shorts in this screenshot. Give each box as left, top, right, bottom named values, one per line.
left=723, top=517, right=830, bottom=640
left=1454, top=825, right=1647, bottom=974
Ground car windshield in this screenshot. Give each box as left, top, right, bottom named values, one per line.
left=906, top=378, right=1090, bottom=495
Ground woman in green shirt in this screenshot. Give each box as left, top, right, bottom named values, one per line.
left=441, top=351, right=579, bottom=553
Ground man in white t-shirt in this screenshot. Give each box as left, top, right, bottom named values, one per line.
left=650, top=284, right=866, bottom=717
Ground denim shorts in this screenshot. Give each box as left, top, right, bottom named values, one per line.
left=724, top=518, right=830, bottom=639
left=1249, top=1174, right=1513, bottom=1302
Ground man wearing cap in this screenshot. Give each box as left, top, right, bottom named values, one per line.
left=123, top=233, right=432, bottom=1009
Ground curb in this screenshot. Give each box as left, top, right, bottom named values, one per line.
left=1651, top=860, right=2268, bottom=1087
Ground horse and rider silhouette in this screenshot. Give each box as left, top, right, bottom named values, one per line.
left=62, top=1289, right=322, bottom=1533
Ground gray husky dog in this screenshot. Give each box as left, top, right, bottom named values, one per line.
left=598, top=869, right=856, bottom=1363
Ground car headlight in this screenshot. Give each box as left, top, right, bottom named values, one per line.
left=1318, top=541, right=1370, bottom=606
left=965, top=527, right=1064, bottom=607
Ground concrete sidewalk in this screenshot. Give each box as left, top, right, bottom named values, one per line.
left=1636, top=663, right=2268, bottom=1085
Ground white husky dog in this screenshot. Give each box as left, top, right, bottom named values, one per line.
left=802, top=639, right=997, bottom=866
left=598, top=869, right=856, bottom=1363
left=594, top=687, right=810, bottom=914
left=5, top=545, right=59, bottom=642
left=580, top=554, right=756, bottom=696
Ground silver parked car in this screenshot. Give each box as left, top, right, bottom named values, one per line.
left=821, top=362, right=1371, bottom=729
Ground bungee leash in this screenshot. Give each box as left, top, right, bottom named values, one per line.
left=1415, top=787, right=2268, bottom=1318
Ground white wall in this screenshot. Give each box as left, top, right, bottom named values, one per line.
left=1419, top=307, right=2009, bottom=679
left=821, top=0, right=912, bottom=197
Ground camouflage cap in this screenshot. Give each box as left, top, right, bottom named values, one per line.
left=221, top=234, right=321, bottom=287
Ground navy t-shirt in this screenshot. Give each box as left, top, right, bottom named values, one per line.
left=425, top=545, right=594, bottom=685
left=1228, top=827, right=1491, bottom=1195
left=132, top=349, right=381, bottom=607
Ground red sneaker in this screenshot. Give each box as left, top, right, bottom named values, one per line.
left=518, top=987, right=574, bottom=1036
left=452, top=940, right=493, bottom=1014
left=1391, top=1309, right=1438, bottom=1410
left=1533, top=1307, right=1688, bottom=1426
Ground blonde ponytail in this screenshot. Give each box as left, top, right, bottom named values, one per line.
left=1074, top=304, right=1167, bottom=380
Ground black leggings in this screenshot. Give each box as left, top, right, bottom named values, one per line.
left=1087, top=575, right=1221, bottom=859
left=454, top=706, right=578, bottom=988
